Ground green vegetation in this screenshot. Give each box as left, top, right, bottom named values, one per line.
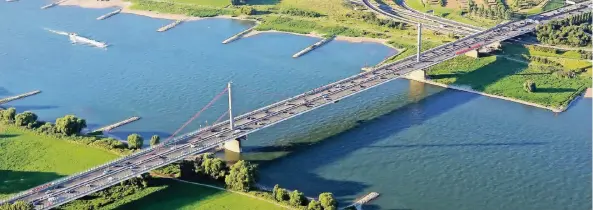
left=127, top=133, right=144, bottom=149
left=467, top=0, right=512, bottom=20
left=403, top=0, right=501, bottom=27
left=426, top=43, right=592, bottom=108
left=543, top=0, right=564, bottom=11
left=149, top=135, right=160, bottom=147
left=129, top=0, right=236, bottom=17
left=536, top=12, right=592, bottom=47
left=0, top=125, right=118, bottom=199
left=0, top=201, right=33, bottom=210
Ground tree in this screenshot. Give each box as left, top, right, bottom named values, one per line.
left=0, top=201, right=34, bottom=210
left=307, top=200, right=323, bottom=210
left=523, top=80, right=536, bottom=92
left=127, top=133, right=144, bottom=149
left=0, top=107, right=16, bottom=123
left=239, top=6, right=255, bottom=15
left=225, top=160, right=257, bottom=191
left=289, top=190, right=307, bottom=206
left=275, top=188, right=289, bottom=201
left=54, top=115, right=86, bottom=136
left=319, top=192, right=337, bottom=210
left=14, top=111, right=37, bottom=127
left=37, top=122, right=54, bottom=134
left=272, top=184, right=280, bottom=198
left=204, top=157, right=227, bottom=180
left=150, top=135, right=160, bottom=146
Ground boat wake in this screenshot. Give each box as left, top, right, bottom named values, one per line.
left=45, top=28, right=108, bottom=49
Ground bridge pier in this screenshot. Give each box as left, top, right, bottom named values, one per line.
left=464, top=50, right=479, bottom=58
left=224, top=138, right=242, bottom=153
left=406, top=69, right=426, bottom=81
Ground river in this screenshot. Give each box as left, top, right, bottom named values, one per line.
left=0, top=2, right=590, bottom=210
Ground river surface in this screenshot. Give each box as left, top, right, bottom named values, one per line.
left=0, top=2, right=590, bottom=210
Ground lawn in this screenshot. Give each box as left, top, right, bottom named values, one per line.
left=542, top=0, right=564, bottom=11
left=426, top=53, right=591, bottom=108
left=61, top=178, right=287, bottom=210
left=0, top=125, right=118, bottom=199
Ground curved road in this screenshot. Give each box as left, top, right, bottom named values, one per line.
left=1, top=2, right=590, bottom=209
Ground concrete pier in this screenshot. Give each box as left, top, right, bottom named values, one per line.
left=344, top=192, right=380, bottom=210
left=94, top=116, right=140, bottom=132
left=157, top=20, right=183, bottom=32
left=292, top=36, right=335, bottom=58
left=222, top=27, right=255, bottom=44
left=0, top=90, right=41, bottom=105
left=41, top=0, right=67, bottom=9
left=6, top=0, right=19, bottom=2
left=96, top=8, right=122, bottom=20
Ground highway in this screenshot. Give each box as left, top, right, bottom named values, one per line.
left=1, top=2, right=590, bottom=209
left=361, top=0, right=482, bottom=35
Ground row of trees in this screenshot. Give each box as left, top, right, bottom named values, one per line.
left=528, top=55, right=563, bottom=67
left=272, top=184, right=338, bottom=210
left=280, top=7, right=323, bottom=18
left=536, top=12, right=592, bottom=47
left=578, top=50, right=592, bottom=60
left=467, top=0, right=512, bottom=20
left=0, top=201, right=33, bottom=210
left=0, top=108, right=87, bottom=136
left=192, top=153, right=258, bottom=191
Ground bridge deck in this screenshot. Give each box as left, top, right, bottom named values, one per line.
left=2, top=2, right=590, bottom=209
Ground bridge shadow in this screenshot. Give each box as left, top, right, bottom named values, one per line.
left=0, top=87, right=12, bottom=97
left=0, top=170, right=64, bottom=197
left=106, top=131, right=172, bottom=142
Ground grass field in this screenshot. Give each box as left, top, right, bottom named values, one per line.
left=426, top=44, right=592, bottom=108
left=542, top=0, right=564, bottom=11
left=0, top=125, right=118, bottom=199
left=61, top=178, right=287, bottom=210
left=403, top=0, right=500, bottom=27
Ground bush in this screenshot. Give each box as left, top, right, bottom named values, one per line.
left=275, top=188, right=289, bottom=201
left=0, top=200, right=33, bottom=210
left=279, top=7, right=323, bottom=17
left=55, top=115, right=86, bottom=136
left=307, top=200, right=323, bottom=210
left=319, top=192, right=337, bottom=210
left=225, top=160, right=257, bottom=192
left=127, top=133, right=144, bottom=149
left=0, top=107, right=16, bottom=123
left=289, top=190, right=307, bottom=206
left=239, top=6, right=255, bottom=15
left=14, top=111, right=37, bottom=127
left=523, top=80, right=536, bottom=92
left=150, top=135, right=160, bottom=146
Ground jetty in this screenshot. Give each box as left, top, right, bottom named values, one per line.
left=93, top=117, right=141, bottom=133
left=6, top=0, right=19, bottom=2
left=343, top=192, right=380, bottom=210
left=157, top=20, right=183, bottom=32
left=222, top=27, right=255, bottom=44
left=292, top=36, right=335, bottom=58
left=0, top=90, right=41, bottom=105
left=96, top=8, right=122, bottom=20
left=41, top=0, right=68, bottom=9
left=69, top=33, right=108, bottom=48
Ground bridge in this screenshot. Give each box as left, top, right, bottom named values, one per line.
left=2, top=2, right=590, bottom=209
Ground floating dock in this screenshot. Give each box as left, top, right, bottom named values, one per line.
left=41, top=0, right=68, bottom=9
left=96, top=8, right=122, bottom=20
left=0, top=90, right=41, bottom=105
left=222, top=27, right=255, bottom=44
left=157, top=20, right=183, bottom=32
left=292, top=36, right=334, bottom=58
left=93, top=116, right=141, bottom=132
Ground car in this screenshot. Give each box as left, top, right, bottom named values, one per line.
left=102, top=170, right=111, bottom=175
left=125, top=161, right=132, bottom=165
left=67, top=189, right=76, bottom=194
left=190, top=144, right=196, bottom=148
left=108, top=177, right=114, bottom=182
left=87, top=184, right=95, bottom=188
left=45, top=190, right=52, bottom=195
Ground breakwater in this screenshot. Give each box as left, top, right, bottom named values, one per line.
left=40, top=0, right=67, bottom=9
left=93, top=116, right=140, bottom=132
left=157, top=20, right=183, bottom=32
left=292, top=36, right=334, bottom=58
left=0, top=90, right=41, bottom=105
left=6, top=0, right=19, bottom=2
left=96, top=8, right=122, bottom=20
left=222, top=27, right=255, bottom=44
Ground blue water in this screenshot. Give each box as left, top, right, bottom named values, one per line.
left=1, top=2, right=591, bottom=210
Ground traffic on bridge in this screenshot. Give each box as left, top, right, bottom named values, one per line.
left=1, top=2, right=590, bottom=209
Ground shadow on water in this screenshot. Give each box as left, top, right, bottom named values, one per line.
left=536, top=88, right=577, bottom=93
left=0, top=170, right=63, bottom=196
left=11, top=105, right=59, bottom=112
left=366, top=142, right=547, bottom=149
left=0, top=87, right=11, bottom=96
left=106, top=131, right=172, bottom=141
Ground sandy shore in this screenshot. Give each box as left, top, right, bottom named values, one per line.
left=584, top=88, right=592, bottom=98
left=59, top=0, right=395, bottom=48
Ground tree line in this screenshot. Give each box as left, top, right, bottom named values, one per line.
left=344, top=11, right=407, bottom=30
left=467, top=0, right=512, bottom=20
left=154, top=153, right=338, bottom=210
left=536, top=12, right=592, bottom=47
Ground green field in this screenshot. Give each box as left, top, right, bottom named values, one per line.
left=61, top=178, right=286, bottom=210
left=403, top=0, right=500, bottom=27
left=426, top=44, right=592, bottom=108
left=542, top=0, right=565, bottom=11
left=128, top=0, right=455, bottom=50
left=0, top=125, right=118, bottom=199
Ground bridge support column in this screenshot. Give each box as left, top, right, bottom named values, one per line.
left=464, top=50, right=479, bottom=58
left=224, top=138, right=242, bottom=153
left=406, top=69, right=426, bottom=81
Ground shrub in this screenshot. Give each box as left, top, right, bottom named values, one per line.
left=127, top=133, right=144, bottom=149
left=523, top=80, right=536, bottom=92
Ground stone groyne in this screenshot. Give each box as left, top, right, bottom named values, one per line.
left=94, top=116, right=141, bottom=132
left=292, top=36, right=335, bottom=58
left=222, top=27, right=255, bottom=44
left=41, top=0, right=68, bottom=9
left=157, top=20, right=183, bottom=32
left=96, top=8, right=122, bottom=20
left=0, top=90, right=41, bottom=105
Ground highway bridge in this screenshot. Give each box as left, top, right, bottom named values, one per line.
left=2, top=2, right=590, bottom=209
